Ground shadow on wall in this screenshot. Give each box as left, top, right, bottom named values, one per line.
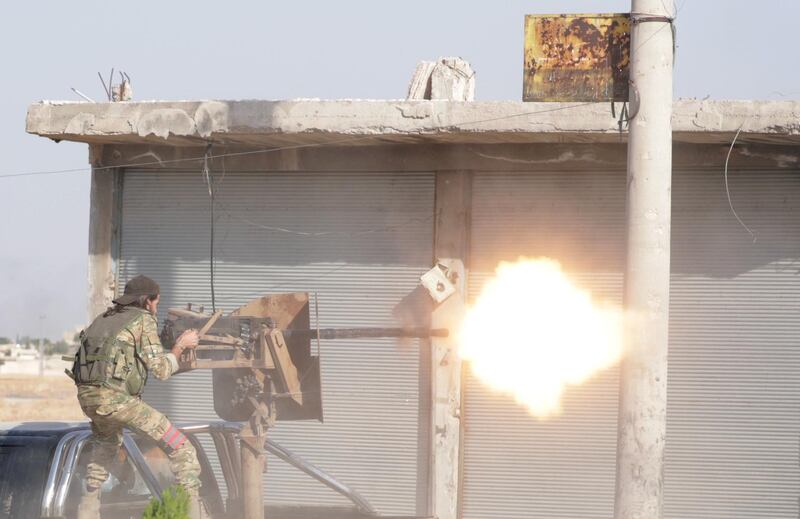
left=469, top=167, right=799, bottom=280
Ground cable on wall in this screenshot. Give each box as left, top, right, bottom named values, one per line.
left=202, top=143, right=217, bottom=311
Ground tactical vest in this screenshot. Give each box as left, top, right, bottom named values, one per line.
left=68, top=307, right=149, bottom=396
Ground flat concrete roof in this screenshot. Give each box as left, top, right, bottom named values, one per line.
left=26, top=99, right=800, bottom=147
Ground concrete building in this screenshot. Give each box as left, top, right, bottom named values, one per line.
left=27, top=95, right=800, bottom=519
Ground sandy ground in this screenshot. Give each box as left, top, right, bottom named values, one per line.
left=0, top=374, right=86, bottom=422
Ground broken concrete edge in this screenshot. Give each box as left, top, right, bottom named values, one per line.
left=407, top=63, right=437, bottom=100
left=407, top=57, right=475, bottom=101
left=26, top=99, right=800, bottom=145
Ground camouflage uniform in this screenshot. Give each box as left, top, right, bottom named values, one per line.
left=74, top=307, right=202, bottom=495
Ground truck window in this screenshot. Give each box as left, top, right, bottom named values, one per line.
left=134, top=436, right=177, bottom=490
left=64, top=439, right=155, bottom=519
left=0, top=436, right=56, bottom=519
left=134, top=433, right=226, bottom=517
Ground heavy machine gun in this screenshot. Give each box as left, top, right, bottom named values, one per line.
left=160, top=292, right=448, bottom=518
left=161, top=292, right=447, bottom=424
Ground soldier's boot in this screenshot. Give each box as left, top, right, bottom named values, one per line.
left=76, top=486, right=101, bottom=519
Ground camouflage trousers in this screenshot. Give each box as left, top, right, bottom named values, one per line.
left=80, top=397, right=202, bottom=495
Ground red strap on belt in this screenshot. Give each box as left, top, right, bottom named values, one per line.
left=161, top=424, right=187, bottom=450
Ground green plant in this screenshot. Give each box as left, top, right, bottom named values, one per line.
left=142, top=486, right=189, bottom=519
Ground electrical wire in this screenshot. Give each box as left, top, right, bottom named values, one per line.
left=723, top=125, right=756, bottom=242
left=202, top=144, right=217, bottom=311
left=224, top=211, right=434, bottom=238
left=0, top=166, right=90, bottom=178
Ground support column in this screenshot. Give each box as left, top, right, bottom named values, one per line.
left=87, top=145, right=121, bottom=320
left=240, top=427, right=266, bottom=519
left=615, top=2, right=674, bottom=519
left=431, top=170, right=471, bottom=519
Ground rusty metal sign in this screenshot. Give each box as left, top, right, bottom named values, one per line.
left=523, top=13, right=630, bottom=102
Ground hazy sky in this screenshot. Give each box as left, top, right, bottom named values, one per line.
left=1, top=0, right=798, bottom=340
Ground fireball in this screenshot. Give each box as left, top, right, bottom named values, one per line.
left=458, top=258, right=624, bottom=418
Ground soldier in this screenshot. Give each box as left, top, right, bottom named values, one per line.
left=68, top=275, right=205, bottom=519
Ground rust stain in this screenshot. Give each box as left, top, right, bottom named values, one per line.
left=523, top=13, right=630, bottom=102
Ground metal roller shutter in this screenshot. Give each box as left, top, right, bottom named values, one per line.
left=665, top=168, right=800, bottom=519
left=117, top=169, right=434, bottom=515
left=463, top=167, right=800, bottom=519
left=462, top=170, right=626, bottom=519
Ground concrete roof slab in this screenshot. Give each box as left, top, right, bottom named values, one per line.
left=26, top=99, right=800, bottom=146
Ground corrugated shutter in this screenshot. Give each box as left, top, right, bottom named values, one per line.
left=118, top=169, right=434, bottom=515
left=462, top=170, right=626, bottom=519
left=462, top=167, right=800, bottom=519
left=665, top=169, right=800, bottom=519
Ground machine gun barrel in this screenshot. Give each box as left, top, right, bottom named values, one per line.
left=166, top=293, right=450, bottom=425
left=282, top=327, right=449, bottom=340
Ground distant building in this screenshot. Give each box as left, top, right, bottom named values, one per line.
left=0, top=344, right=38, bottom=360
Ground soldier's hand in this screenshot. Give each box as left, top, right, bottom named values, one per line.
left=175, top=329, right=200, bottom=351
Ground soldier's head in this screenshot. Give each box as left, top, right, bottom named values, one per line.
left=112, top=275, right=161, bottom=315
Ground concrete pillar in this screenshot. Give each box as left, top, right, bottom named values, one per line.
left=87, top=146, right=121, bottom=320
left=240, top=433, right=266, bottom=519
left=615, top=2, right=674, bottom=519
left=431, top=169, right=471, bottom=519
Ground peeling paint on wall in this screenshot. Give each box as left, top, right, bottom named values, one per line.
left=136, top=109, right=196, bottom=139
left=194, top=102, right=230, bottom=137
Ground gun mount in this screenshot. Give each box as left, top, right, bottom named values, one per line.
left=160, top=292, right=448, bottom=519
left=160, top=292, right=448, bottom=425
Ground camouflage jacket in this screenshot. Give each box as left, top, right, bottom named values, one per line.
left=77, top=308, right=179, bottom=408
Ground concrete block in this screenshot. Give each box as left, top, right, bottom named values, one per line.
left=407, top=61, right=436, bottom=100
left=431, top=57, right=475, bottom=101
left=408, top=57, right=475, bottom=101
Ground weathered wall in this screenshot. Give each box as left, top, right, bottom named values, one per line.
left=92, top=141, right=800, bottom=174
left=84, top=139, right=799, bottom=518
left=27, top=100, right=800, bottom=147
left=87, top=145, right=121, bottom=320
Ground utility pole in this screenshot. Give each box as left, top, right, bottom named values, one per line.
left=38, top=314, right=47, bottom=376
left=615, top=1, right=674, bottom=519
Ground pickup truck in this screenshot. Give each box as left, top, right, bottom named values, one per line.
left=0, top=421, right=377, bottom=519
